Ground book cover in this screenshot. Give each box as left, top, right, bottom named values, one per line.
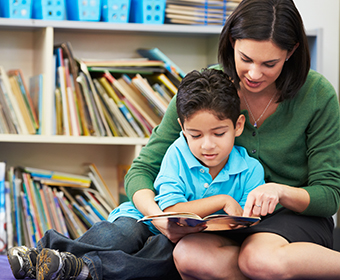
left=0, top=67, right=29, bottom=135
left=138, top=212, right=261, bottom=231
left=0, top=83, right=18, bottom=134
left=88, top=163, right=118, bottom=209
left=52, top=188, right=70, bottom=237
left=98, top=77, right=138, bottom=138
left=5, top=181, right=13, bottom=250
left=82, top=58, right=165, bottom=68
left=0, top=162, right=6, bottom=253
left=44, top=185, right=63, bottom=234
left=116, top=75, right=162, bottom=128
left=131, top=74, right=168, bottom=116
left=20, top=191, right=36, bottom=247
left=64, top=58, right=81, bottom=136
left=137, top=48, right=186, bottom=78
left=76, top=72, right=104, bottom=137
left=24, top=167, right=91, bottom=187
left=56, top=192, right=85, bottom=239
left=83, top=189, right=111, bottom=216
left=117, top=164, right=131, bottom=204
left=75, top=194, right=103, bottom=222
left=59, top=186, right=94, bottom=229
left=32, top=181, right=49, bottom=234
left=39, top=186, right=53, bottom=231
left=78, top=60, right=113, bottom=137
left=93, top=79, right=127, bottom=137
left=56, top=42, right=90, bottom=136
left=8, top=69, right=39, bottom=131
left=154, top=73, right=178, bottom=96
left=8, top=76, right=36, bottom=134
left=22, top=173, right=42, bottom=242
left=102, top=73, right=145, bottom=138
left=29, top=74, right=44, bottom=135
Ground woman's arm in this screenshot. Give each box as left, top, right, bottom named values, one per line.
left=124, top=97, right=181, bottom=202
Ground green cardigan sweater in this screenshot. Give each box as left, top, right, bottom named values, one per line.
left=125, top=70, right=340, bottom=217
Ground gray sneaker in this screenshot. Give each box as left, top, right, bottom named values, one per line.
left=7, top=246, right=39, bottom=279
left=36, top=248, right=84, bottom=280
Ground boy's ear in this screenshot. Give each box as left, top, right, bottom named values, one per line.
left=177, top=118, right=185, bottom=134
left=235, top=114, right=245, bottom=137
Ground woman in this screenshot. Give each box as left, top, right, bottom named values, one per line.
left=125, top=0, right=340, bottom=279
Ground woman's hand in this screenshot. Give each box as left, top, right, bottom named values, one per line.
left=151, top=218, right=206, bottom=243
left=243, top=183, right=282, bottom=217
left=243, top=183, right=310, bottom=218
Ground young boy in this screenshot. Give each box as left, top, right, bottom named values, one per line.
left=7, top=68, right=265, bottom=280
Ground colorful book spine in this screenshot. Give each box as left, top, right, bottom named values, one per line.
left=0, top=162, right=6, bottom=253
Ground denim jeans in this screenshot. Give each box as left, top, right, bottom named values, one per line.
left=37, top=217, right=181, bottom=280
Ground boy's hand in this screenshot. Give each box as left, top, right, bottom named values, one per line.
left=152, top=218, right=207, bottom=243
left=223, top=196, right=243, bottom=216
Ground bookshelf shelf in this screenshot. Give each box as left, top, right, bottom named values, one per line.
left=0, top=18, right=223, bottom=36
left=0, top=134, right=148, bottom=145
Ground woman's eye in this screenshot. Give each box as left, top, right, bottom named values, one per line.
left=241, top=58, right=251, bottom=63
left=265, top=63, right=276, bottom=68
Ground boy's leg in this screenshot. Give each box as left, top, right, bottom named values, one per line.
left=37, top=217, right=180, bottom=280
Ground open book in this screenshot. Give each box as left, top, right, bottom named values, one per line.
left=138, top=212, right=260, bottom=231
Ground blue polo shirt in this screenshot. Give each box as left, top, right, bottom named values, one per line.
left=108, top=133, right=265, bottom=234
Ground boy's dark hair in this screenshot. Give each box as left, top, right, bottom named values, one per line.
left=218, top=0, right=310, bottom=102
left=176, top=68, right=240, bottom=127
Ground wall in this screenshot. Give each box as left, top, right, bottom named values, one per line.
left=295, top=0, right=340, bottom=95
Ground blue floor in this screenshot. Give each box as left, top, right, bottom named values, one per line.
left=0, top=255, right=15, bottom=280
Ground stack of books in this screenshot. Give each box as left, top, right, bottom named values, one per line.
left=0, top=67, right=40, bottom=135
left=0, top=42, right=183, bottom=138
left=53, top=42, right=181, bottom=137
left=165, top=0, right=242, bottom=25
left=0, top=162, right=118, bottom=253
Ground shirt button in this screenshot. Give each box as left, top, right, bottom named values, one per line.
left=204, top=183, right=209, bottom=188
left=252, top=131, right=256, bottom=136
left=200, top=169, right=205, bottom=173
left=252, top=149, right=257, bottom=154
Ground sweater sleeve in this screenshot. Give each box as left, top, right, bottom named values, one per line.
left=301, top=74, right=340, bottom=216
left=124, top=96, right=181, bottom=202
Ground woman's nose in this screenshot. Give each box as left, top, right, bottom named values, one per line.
left=248, top=64, right=263, bottom=80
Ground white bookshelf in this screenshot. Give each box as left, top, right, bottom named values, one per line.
left=0, top=1, right=337, bottom=200
left=0, top=19, right=222, bottom=200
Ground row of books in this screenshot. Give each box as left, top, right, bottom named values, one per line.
left=0, top=67, right=42, bottom=135
left=53, top=43, right=181, bottom=137
left=0, top=42, right=183, bottom=137
left=0, top=162, right=119, bottom=253
left=165, top=0, right=241, bottom=25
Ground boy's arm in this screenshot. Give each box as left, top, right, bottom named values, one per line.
left=164, top=195, right=243, bottom=217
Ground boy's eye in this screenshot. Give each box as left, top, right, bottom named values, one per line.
left=191, top=134, right=201, bottom=139
left=215, top=132, right=225, bottom=137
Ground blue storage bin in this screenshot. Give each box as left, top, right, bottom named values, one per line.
left=66, top=0, right=100, bottom=21
left=32, top=0, right=65, bottom=20
left=0, top=0, right=32, bottom=19
left=130, top=0, right=165, bottom=24
left=102, top=0, right=130, bottom=23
